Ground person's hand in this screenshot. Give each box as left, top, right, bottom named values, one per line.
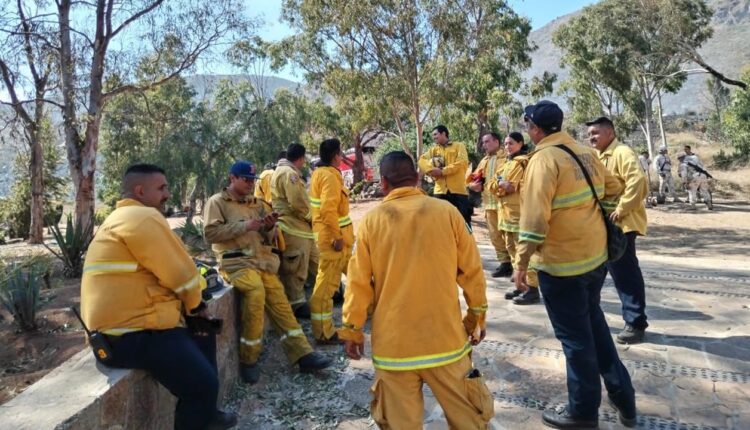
left=609, top=210, right=621, bottom=223
left=429, top=168, right=443, bottom=178
left=246, top=219, right=264, bottom=231
left=262, top=212, right=279, bottom=228
left=470, top=329, right=486, bottom=346
left=468, top=181, right=483, bottom=192
left=513, top=268, right=529, bottom=293
left=332, top=238, right=344, bottom=251
left=499, top=181, right=515, bottom=193
left=344, top=340, right=364, bottom=360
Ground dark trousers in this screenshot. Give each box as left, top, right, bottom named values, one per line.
left=104, top=328, right=219, bottom=430
left=435, top=192, right=472, bottom=225
left=539, top=265, right=635, bottom=420
left=606, top=232, right=648, bottom=330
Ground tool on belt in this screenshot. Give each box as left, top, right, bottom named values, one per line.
left=70, top=306, right=114, bottom=365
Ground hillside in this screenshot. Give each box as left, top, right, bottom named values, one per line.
left=524, top=0, right=750, bottom=114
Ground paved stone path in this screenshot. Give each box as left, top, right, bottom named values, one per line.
left=232, top=241, right=750, bottom=430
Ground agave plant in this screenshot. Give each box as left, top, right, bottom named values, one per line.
left=0, top=255, right=51, bottom=331
left=174, top=219, right=211, bottom=258
left=45, top=214, right=94, bottom=278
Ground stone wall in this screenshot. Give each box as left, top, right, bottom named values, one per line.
left=0, top=286, right=238, bottom=430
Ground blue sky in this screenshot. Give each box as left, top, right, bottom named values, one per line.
left=235, top=0, right=597, bottom=81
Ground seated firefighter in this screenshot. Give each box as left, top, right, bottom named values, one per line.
left=203, top=160, right=332, bottom=384
left=81, top=163, right=237, bottom=430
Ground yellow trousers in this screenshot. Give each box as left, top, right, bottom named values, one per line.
left=501, top=230, right=539, bottom=287
left=370, top=355, right=494, bottom=429
left=310, top=249, right=350, bottom=340
left=485, top=209, right=509, bottom=263
left=278, top=233, right=319, bottom=308
left=228, top=268, right=313, bottom=365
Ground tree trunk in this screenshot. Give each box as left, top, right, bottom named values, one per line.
left=352, top=132, right=365, bottom=184
left=656, top=91, right=668, bottom=151
left=28, top=127, right=45, bottom=244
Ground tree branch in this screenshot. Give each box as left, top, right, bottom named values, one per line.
left=109, top=0, right=164, bottom=39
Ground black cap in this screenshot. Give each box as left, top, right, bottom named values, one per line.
left=585, top=116, right=614, bottom=127
left=524, top=100, right=563, bottom=133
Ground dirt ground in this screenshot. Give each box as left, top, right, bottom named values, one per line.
left=1, top=168, right=748, bottom=407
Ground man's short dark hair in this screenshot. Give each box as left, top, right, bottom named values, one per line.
left=432, top=124, right=449, bottom=137
left=286, top=143, right=306, bottom=162
left=482, top=132, right=501, bottom=142
left=684, top=145, right=691, bottom=150
left=276, top=150, right=288, bottom=162
left=507, top=132, right=524, bottom=144
left=124, top=163, right=165, bottom=177
left=319, top=138, right=342, bottom=165
left=379, top=151, right=417, bottom=188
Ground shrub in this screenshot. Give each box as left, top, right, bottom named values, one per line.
left=45, top=214, right=94, bottom=278
left=175, top=220, right=210, bottom=257
left=351, top=180, right=366, bottom=195
left=0, top=255, right=51, bottom=331
left=94, top=205, right=114, bottom=226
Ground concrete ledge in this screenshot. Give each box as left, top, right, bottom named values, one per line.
left=0, top=286, right=238, bottom=430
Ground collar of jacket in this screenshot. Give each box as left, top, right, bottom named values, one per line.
left=220, top=188, right=254, bottom=203
left=277, top=158, right=301, bottom=174
left=534, top=131, right=577, bottom=150
left=598, top=138, right=620, bottom=158
left=383, top=186, right=425, bottom=203
left=116, top=198, right=144, bottom=208
left=317, top=164, right=341, bottom=173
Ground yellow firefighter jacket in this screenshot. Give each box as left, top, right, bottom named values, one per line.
left=271, top=160, right=314, bottom=240
left=469, top=151, right=506, bottom=210
left=254, top=169, right=274, bottom=203
left=489, top=154, right=530, bottom=233
left=81, top=199, right=204, bottom=334
left=339, top=187, right=487, bottom=371
left=203, top=189, right=280, bottom=274
left=309, top=165, right=354, bottom=259
left=418, top=141, right=470, bottom=195
left=596, top=139, right=648, bottom=235
left=517, top=132, right=623, bottom=277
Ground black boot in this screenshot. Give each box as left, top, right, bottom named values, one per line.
left=492, top=262, right=513, bottom=278
left=541, top=406, right=598, bottom=429
left=240, top=363, right=260, bottom=384
left=504, top=287, right=522, bottom=300
left=616, top=324, right=645, bottom=345
left=513, top=287, right=540, bottom=305
left=297, top=352, right=333, bottom=373
left=206, top=410, right=238, bottom=430
left=607, top=392, right=637, bottom=428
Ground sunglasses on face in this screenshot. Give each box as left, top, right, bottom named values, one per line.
left=239, top=177, right=255, bottom=184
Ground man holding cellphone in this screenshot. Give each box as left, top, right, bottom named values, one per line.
left=204, top=160, right=332, bottom=385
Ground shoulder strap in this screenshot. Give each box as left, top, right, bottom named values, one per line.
left=553, top=145, right=608, bottom=221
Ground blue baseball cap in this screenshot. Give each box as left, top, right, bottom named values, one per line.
left=524, top=100, right=563, bottom=133
left=229, top=160, right=256, bottom=179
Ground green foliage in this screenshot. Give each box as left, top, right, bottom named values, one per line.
left=724, top=69, right=750, bottom=158
left=175, top=220, right=210, bottom=258
left=375, top=136, right=417, bottom=165
left=0, top=131, right=68, bottom=240
left=350, top=181, right=366, bottom=195
left=45, top=214, right=94, bottom=278
left=0, top=255, right=51, bottom=331
left=94, top=206, right=114, bottom=226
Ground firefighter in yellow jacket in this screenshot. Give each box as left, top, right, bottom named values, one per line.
left=516, top=101, right=635, bottom=429
left=81, top=163, right=237, bottom=430
left=468, top=132, right=512, bottom=277
left=204, top=160, right=332, bottom=384
left=254, top=150, right=286, bottom=203
left=489, top=131, right=540, bottom=305
left=418, top=124, right=472, bottom=224
left=271, top=143, right=318, bottom=319
left=309, top=138, right=354, bottom=343
left=341, top=151, right=493, bottom=428
left=587, top=116, right=649, bottom=345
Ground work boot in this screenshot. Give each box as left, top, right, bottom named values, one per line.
left=293, top=303, right=311, bottom=319
left=206, top=410, right=239, bottom=430
left=297, top=352, right=333, bottom=373
left=541, top=405, right=598, bottom=429
left=607, top=393, right=637, bottom=428
left=316, top=332, right=344, bottom=345
left=513, top=287, right=540, bottom=305
left=492, top=262, right=513, bottom=278
left=240, top=363, right=260, bottom=384
left=504, top=287, right=522, bottom=300
left=616, top=324, right=645, bottom=345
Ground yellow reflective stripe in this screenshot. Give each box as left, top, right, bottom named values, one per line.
left=278, top=222, right=315, bottom=239
left=83, top=261, right=138, bottom=274
left=241, top=337, right=262, bottom=346
left=102, top=328, right=143, bottom=336
left=601, top=200, right=617, bottom=213
left=373, top=342, right=472, bottom=371
left=280, top=329, right=305, bottom=341
left=519, top=230, right=545, bottom=243
left=338, top=216, right=352, bottom=227
left=531, top=249, right=608, bottom=277
left=309, top=197, right=321, bottom=208
left=311, top=312, right=332, bottom=321
left=470, top=304, right=488, bottom=315
left=342, top=322, right=361, bottom=331
left=175, top=273, right=201, bottom=294
left=552, top=184, right=604, bottom=209
left=498, top=221, right=520, bottom=233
